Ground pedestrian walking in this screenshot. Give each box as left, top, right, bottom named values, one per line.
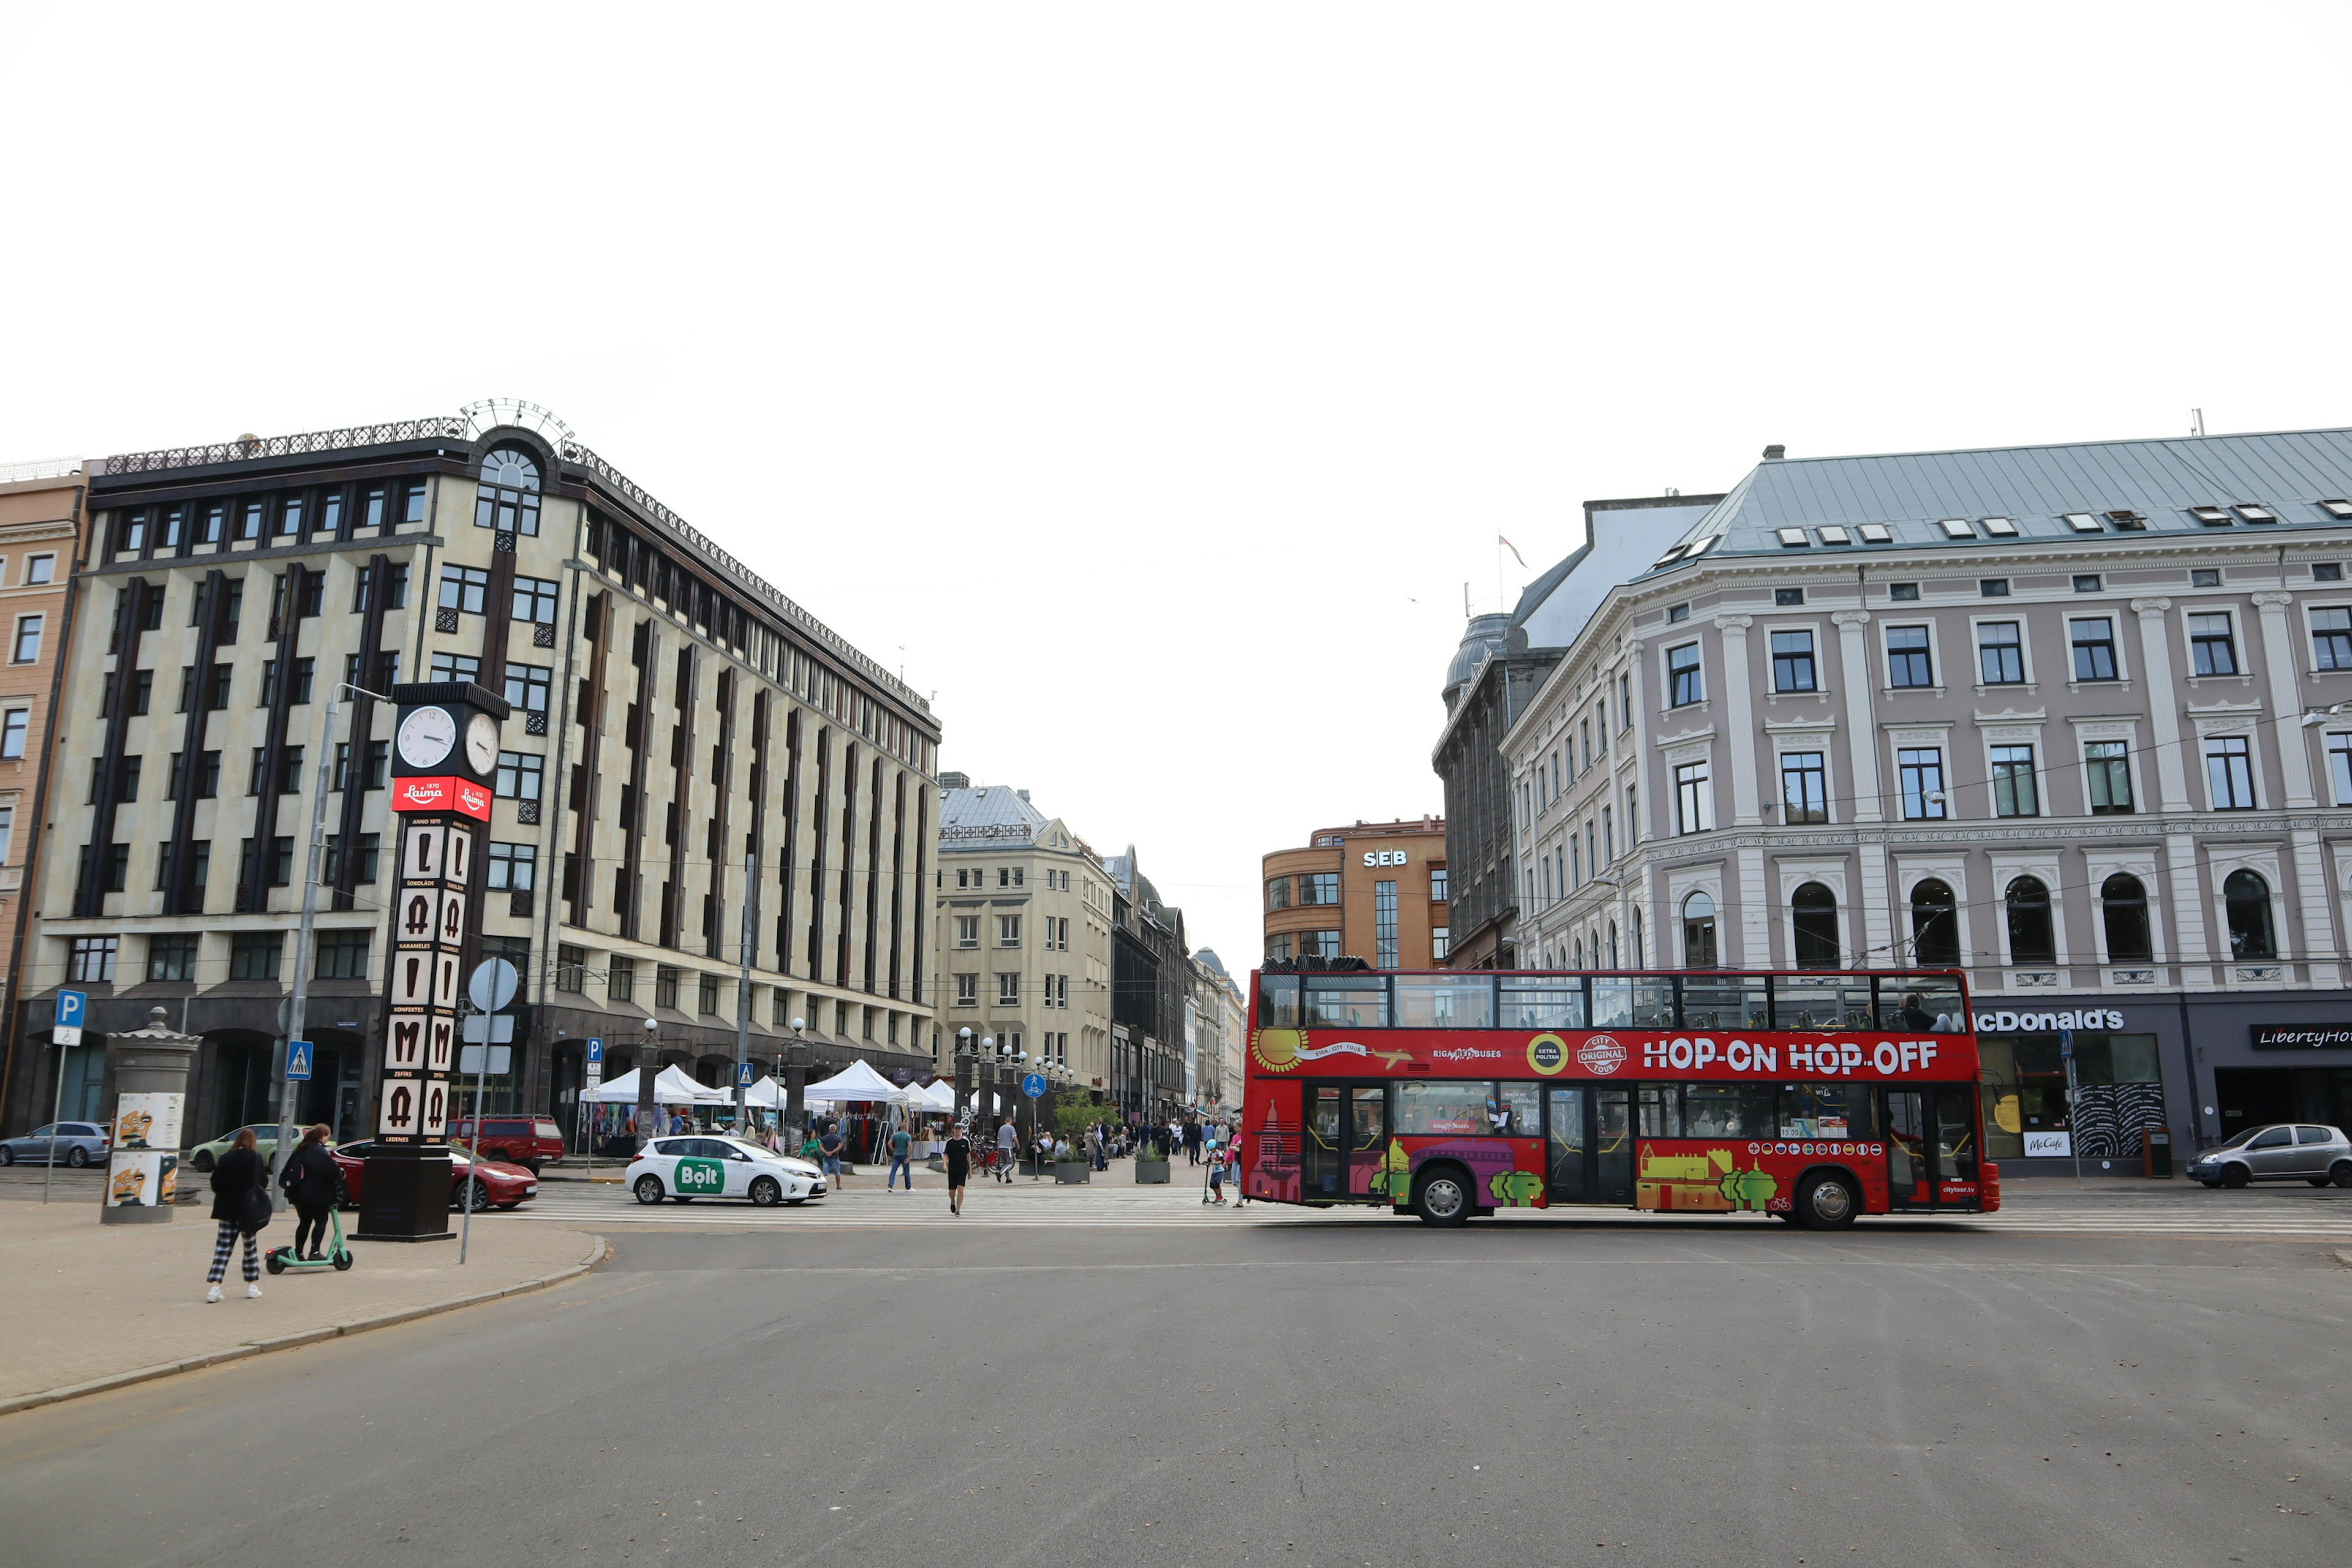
left=888, top=1120, right=914, bottom=1191
left=995, top=1116, right=1018, bottom=1182
left=205, top=1129, right=270, bottom=1302
left=819, top=1123, right=847, bottom=1186
left=1226, top=1127, right=1246, bottom=1207
left=944, top=1121, right=971, bottom=1215
left=276, top=1124, right=342, bottom=1262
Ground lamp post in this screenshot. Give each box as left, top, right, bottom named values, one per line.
left=634, top=1017, right=658, bottom=1150
left=785, top=1018, right=807, bottom=1139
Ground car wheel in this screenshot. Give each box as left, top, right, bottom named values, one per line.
left=66, top=1146, right=89, bottom=1169
left=1796, top=1171, right=1859, bottom=1231
left=1412, top=1166, right=1471, bottom=1226
left=750, top=1176, right=783, bottom=1207
left=192, top=1150, right=215, bottom=1173
left=453, top=1183, right=492, bottom=1212
left=2332, top=1162, right=2352, bottom=1189
left=633, top=1175, right=665, bottom=1205
left=0, top=1145, right=13, bottom=1166
left=2221, top=1164, right=2250, bottom=1189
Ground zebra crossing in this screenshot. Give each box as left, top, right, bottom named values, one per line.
left=497, top=1176, right=2352, bottom=1237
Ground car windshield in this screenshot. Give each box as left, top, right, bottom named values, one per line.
left=2213, top=1126, right=2265, bottom=1150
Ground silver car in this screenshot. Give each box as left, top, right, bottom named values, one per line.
left=2187, top=1123, right=2352, bottom=1188
left=0, top=1121, right=111, bottom=1167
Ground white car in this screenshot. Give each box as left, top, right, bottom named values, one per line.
left=627, top=1136, right=827, bottom=1207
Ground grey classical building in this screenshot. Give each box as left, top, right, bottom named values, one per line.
left=9, top=404, right=941, bottom=1145
left=1504, top=426, right=2352, bottom=1171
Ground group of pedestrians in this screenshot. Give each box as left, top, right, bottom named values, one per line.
left=202, top=1123, right=342, bottom=1302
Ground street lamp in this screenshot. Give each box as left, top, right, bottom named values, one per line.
left=633, top=1017, right=658, bottom=1150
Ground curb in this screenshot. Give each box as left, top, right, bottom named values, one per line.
left=2333, top=1249, right=2352, bottom=1270
left=0, top=1231, right=608, bottom=1420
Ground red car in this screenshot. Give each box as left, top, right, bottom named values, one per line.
left=449, top=1116, right=566, bottom=1173
left=331, top=1141, right=540, bottom=1210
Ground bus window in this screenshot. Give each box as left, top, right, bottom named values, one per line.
left=1493, top=1082, right=1540, bottom=1136
left=1593, top=977, right=1673, bottom=1029
left=1396, top=1080, right=1491, bottom=1136
left=1779, top=1084, right=1873, bottom=1140
left=1683, top=1083, right=1776, bottom=1138
left=1259, top=974, right=1301, bottom=1028
left=1394, top=974, right=1496, bottom=1029
left=1637, top=1084, right=1681, bottom=1137
left=1304, top=974, right=1389, bottom=1029
left=1773, top=979, right=1871, bottom=1031
left=1500, top=977, right=1585, bottom=1030
left=1879, top=976, right=1964, bottom=1032
left=1679, top=976, right=1768, bottom=1030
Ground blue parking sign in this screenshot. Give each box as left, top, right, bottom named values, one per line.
left=286, top=1041, right=314, bottom=1082
left=54, top=989, right=86, bottom=1047
left=586, top=1038, right=604, bottom=1066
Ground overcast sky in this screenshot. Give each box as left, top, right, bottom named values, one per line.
left=5, top=4, right=2350, bottom=968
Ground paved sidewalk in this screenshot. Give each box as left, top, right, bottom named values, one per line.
left=0, top=1202, right=603, bottom=1414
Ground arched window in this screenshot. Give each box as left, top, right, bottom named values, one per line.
left=1909, top=879, right=1959, bottom=966
left=1608, top=921, right=1619, bottom=968
left=1630, top=908, right=1644, bottom=967
left=1573, top=937, right=1585, bottom=970
left=1682, top=892, right=1717, bottom=968
left=2100, top=873, right=2153, bottom=962
left=2224, top=869, right=2275, bottom=959
left=2005, top=876, right=2055, bottom=963
left=1791, top=883, right=1840, bottom=969
left=476, top=445, right=543, bottom=537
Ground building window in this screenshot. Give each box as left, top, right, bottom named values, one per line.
left=504, top=663, right=552, bottom=717
left=146, top=935, right=197, bottom=982
left=477, top=446, right=543, bottom=536
left=955, top=973, right=978, bottom=1005
left=1673, top=760, right=1713, bottom=835
left=2206, top=736, right=2256, bottom=809
left=24, top=554, right=55, bottom=586
left=2223, top=869, right=2275, bottom=960
left=496, top=752, right=543, bottom=801
left=1909, top=879, right=1958, bottom=965
left=608, top=956, right=635, bottom=1003
left=2086, top=741, right=2133, bottom=814
left=655, top=965, right=680, bottom=1009
left=1374, top=880, right=1398, bottom=968
left=314, top=930, right=370, bottom=979
left=1790, top=883, right=1839, bottom=969
left=1771, top=630, right=1817, bottom=693
left=2313, top=608, right=2352, bottom=670
left=997, top=972, right=1020, bottom=1006
left=430, top=652, right=482, bottom=685
left=1681, top=892, right=1717, bottom=968
left=1888, top=582, right=1920, bottom=601
left=486, top=842, right=537, bottom=891
left=2073, top=575, right=2103, bottom=594
left=1298, top=872, right=1339, bottom=906
left=956, top=915, right=979, bottom=948
left=1898, top=748, right=1947, bottom=820
left=698, top=974, right=720, bottom=1016
left=2005, top=876, right=2056, bottom=965
left=0, top=707, right=26, bottom=760
left=1887, top=626, right=1934, bottom=687
left=1302, top=930, right=1341, bottom=959
left=2101, top=874, right=2153, bottom=963
left=1977, top=622, right=2025, bottom=684
left=67, top=937, right=118, bottom=983
left=1431, top=926, right=1450, bottom=961
left=1430, top=868, right=1448, bottom=902
left=439, top=565, right=491, bottom=616
left=513, top=575, right=560, bottom=624
left=1667, top=643, right=1703, bottom=706
left=1990, top=744, right=2039, bottom=817
left=2331, top=734, right=2352, bottom=806
left=2315, top=564, right=2345, bottom=582
left=1265, top=876, right=1291, bottom=911
left=2188, top=612, right=2237, bottom=676
left=12, top=614, right=42, bottom=664
left=1980, top=579, right=2011, bottom=598
left=322, top=832, right=380, bottom=885
left=1779, top=752, right=1827, bottom=824
left=2070, top=618, right=2118, bottom=681
left=555, top=944, right=586, bottom=993
left=228, top=932, right=282, bottom=981
left=1267, top=934, right=1293, bottom=962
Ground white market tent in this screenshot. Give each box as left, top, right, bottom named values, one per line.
left=582, top=1065, right=730, bottom=1105
left=804, top=1059, right=916, bottom=1107
left=742, top=1075, right=783, bottom=1109
left=910, top=1079, right=956, bottom=1114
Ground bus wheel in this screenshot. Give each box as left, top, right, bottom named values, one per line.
left=1413, top=1168, right=1472, bottom=1226
left=1795, top=1172, right=1858, bottom=1231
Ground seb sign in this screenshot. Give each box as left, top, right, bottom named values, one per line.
left=1362, top=850, right=1411, bottom=867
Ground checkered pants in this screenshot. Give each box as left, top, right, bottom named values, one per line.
left=207, top=1219, right=259, bottom=1284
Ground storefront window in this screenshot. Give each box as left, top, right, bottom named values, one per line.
left=1979, top=1032, right=2163, bottom=1160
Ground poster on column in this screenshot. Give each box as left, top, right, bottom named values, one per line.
left=387, top=1012, right=427, bottom=1070
left=379, top=1079, right=423, bottom=1138
left=402, top=821, right=447, bottom=881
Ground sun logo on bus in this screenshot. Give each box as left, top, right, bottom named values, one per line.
left=1253, top=1029, right=1305, bottom=1072
left=1577, top=1035, right=1626, bottom=1076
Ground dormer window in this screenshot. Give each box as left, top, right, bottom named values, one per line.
left=1653, top=543, right=1689, bottom=568
left=2321, top=499, right=2352, bottom=520
left=1856, top=523, right=1893, bottom=543
left=2064, top=513, right=2102, bottom=532
left=1981, top=517, right=2019, bottom=537
left=2107, top=510, right=2147, bottom=530
left=1776, top=527, right=1810, bottom=548
left=1939, top=518, right=1975, bottom=539
left=1816, top=526, right=1852, bottom=546
left=2237, top=503, right=2277, bottom=523
left=2190, top=506, right=2231, bottom=526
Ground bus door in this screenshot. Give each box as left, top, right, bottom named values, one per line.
left=1885, top=1087, right=1978, bottom=1207
left=1546, top=1087, right=1634, bottom=1205
left=1303, top=1085, right=1345, bottom=1200
left=1545, top=1088, right=1587, bottom=1202
left=1346, top=1086, right=1389, bottom=1199
left=1594, top=1088, right=1634, bottom=1204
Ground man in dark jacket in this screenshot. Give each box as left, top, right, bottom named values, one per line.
left=278, top=1124, right=342, bottom=1260
left=206, top=1128, right=270, bottom=1302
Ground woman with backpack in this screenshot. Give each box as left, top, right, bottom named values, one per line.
left=277, top=1124, right=342, bottom=1261
left=205, top=1128, right=270, bottom=1302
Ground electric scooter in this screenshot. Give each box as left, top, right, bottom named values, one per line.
left=264, top=1206, right=354, bottom=1273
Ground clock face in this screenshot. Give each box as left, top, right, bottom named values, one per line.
left=397, top=707, right=457, bottom=771
left=465, top=712, right=500, bottom=776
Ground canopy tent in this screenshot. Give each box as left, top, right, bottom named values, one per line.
left=804, top=1059, right=917, bottom=1107
left=581, top=1065, right=731, bottom=1105
left=742, top=1075, right=783, bottom=1109
left=920, top=1080, right=959, bottom=1113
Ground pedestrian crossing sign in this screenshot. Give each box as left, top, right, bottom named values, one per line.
left=287, top=1040, right=314, bottom=1082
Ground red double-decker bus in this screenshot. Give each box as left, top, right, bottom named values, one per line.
left=1238, top=963, right=1997, bottom=1228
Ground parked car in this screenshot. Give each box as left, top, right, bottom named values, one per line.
left=188, top=1125, right=288, bottom=1173
left=2187, top=1123, right=2352, bottom=1188
left=450, top=1116, right=565, bottom=1173
left=627, top=1135, right=826, bottom=1207
left=0, top=1121, right=111, bottom=1167
left=330, top=1140, right=539, bottom=1210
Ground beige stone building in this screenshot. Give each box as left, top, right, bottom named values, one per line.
left=932, top=775, right=1114, bottom=1100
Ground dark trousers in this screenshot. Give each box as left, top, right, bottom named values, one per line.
left=294, top=1202, right=333, bottom=1256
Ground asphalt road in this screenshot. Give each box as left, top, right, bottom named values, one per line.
left=1, top=1215, right=2346, bottom=1567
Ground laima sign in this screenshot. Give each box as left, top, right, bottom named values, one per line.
left=393, top=775, right=491, bottom=821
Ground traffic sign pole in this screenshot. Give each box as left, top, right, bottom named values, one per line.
left=45, top=990, right=86, bottom=1206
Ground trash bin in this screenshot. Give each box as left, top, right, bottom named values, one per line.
left=2144, top=1126, right=2173, bottom=1180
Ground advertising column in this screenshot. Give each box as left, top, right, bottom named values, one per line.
left=355, top=682, right=509, bottom=1242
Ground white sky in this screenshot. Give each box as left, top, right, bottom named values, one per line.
left=5, top=4, right=2350, bottom=968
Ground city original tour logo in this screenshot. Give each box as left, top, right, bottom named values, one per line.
left=1577, top=1035, right=1626, bottom=1076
